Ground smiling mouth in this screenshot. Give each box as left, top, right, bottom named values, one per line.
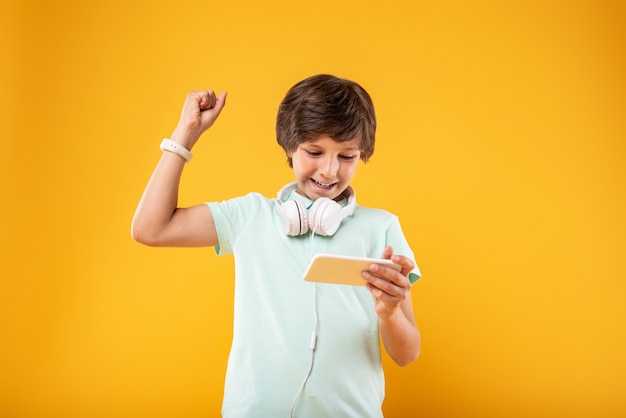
left=311, top=179, right=336, bottom=189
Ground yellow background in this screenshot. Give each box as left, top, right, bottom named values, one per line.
left=2, top=0, right=625, bottom=417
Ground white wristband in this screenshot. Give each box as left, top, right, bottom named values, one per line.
left=159, top=138, right=193, bottom=162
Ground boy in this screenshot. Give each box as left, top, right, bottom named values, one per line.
left=132, top=74, right=421, bottom=417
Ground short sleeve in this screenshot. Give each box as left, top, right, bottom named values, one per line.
left=386, top=216, right=422, bottom=284
left=205, top=193, right=264, bottom=256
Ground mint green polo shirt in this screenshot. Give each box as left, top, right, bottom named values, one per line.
left=207, top=189, right=420, bottom=417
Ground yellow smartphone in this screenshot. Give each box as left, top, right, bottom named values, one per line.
left=303, top=254, right=401, bottom=286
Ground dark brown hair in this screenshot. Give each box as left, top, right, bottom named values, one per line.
left=276, top=74, right=376, bottom=167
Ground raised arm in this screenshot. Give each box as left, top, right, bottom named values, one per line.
left=131, top=90, right=227, bottom=247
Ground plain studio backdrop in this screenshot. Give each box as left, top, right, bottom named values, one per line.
left=1, top=0, right=625, bottom=417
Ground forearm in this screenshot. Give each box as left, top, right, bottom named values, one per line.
left=379, top=305, right=421, bottom=367
left=131, top=148, right=187, bottom=245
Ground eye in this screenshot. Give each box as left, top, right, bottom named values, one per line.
left=339, top=154, right=358, bottom=161
left=304, top=149, right=321, bottom=157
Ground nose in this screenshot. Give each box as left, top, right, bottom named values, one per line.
left=319, top=155, right=339, bottom=179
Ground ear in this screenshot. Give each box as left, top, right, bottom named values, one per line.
left=286, top=149, right=295, bottom=167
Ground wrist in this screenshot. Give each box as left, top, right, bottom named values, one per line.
left=160, top=138, right=193, bottom=162
left=170, top=124, right=202, bottom=149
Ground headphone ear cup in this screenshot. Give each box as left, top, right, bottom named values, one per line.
left=309, top=198, right=343, bottom=236
left=280, top=199, right=309, bottom=236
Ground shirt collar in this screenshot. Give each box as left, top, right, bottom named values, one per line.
left=288, top=189, right=349, bottom=209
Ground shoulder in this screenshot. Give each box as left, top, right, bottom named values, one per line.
left=207, top=192, right=274, bottom=228
left=353, top=204, right=398, bottom=224
left=209, top=192, right=272, bottom=210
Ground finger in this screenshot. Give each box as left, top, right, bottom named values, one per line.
left=199, top=90, right=216, bottom=110
left=365, top=278, right=405, bottom=304
left=202, top=92, right=227, bottom=118
left=368, top=263, right=410, bottom=288
left=389, top=254, right=416, bottom=276
left=380, top=245, right=394, bottom=260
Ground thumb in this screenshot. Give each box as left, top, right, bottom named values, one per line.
left=213, top=91, right=227, bottom=113
left=381, top=245, right=394, bottom=260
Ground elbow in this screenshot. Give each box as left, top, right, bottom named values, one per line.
left=382, top=319, right=421, bottom=367
left=396, top=347, right=420, bottom=367
left=396, top=350, right=420, bottom=367
left=390, top=331, right=421, bottom=367
left=131, top=219, right=160, bottom=247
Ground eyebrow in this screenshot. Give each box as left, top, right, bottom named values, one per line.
left=304, top=143, right=361, bottom=152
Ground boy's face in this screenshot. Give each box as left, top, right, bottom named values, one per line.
left=289, top=134, right=361, bottom=201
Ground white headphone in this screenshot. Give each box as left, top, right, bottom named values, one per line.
left=275, top=182, right=356, bottom=236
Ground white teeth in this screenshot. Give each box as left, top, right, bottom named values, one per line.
left=312, top=179, right=333, bottom=188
